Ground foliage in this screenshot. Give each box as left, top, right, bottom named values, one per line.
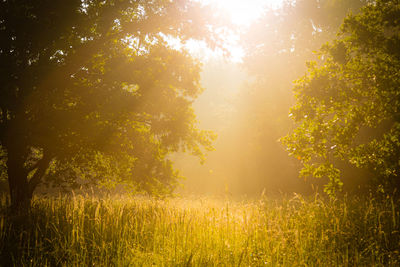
left=244, top=0, right=367, bottom=80
left=220, top=0, right=367, bottom=194
left=1, top=194, right=399, bottom=265
left=282, top=0, right=400, bottom=195
left=0, top=0, right=218, bottom=206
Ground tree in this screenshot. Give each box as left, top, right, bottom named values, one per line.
left=282, top=0, right=400, bottom=195
left=219, top=0, right=367, bottom=195
left=0, top=0, right=219, bottom=209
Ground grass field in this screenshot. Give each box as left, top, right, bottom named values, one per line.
left=1, top=193, right=400, bottom=266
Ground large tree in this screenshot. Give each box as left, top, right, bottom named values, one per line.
left=282, top=0, right=400, bottom=195
left=0, top=0, right=219, bottom=209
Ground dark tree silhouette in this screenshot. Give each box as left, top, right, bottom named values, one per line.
left=0, top=0, right=218, bottom=209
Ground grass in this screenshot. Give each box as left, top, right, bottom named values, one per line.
left=1, top=193, right=400, bottom=266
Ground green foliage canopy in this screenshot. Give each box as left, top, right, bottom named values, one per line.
left=282, top=0, right=400, bottom=195
left=0, top=0, right=218, bottom=207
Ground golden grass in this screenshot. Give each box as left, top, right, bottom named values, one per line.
left=1, top=193, right=399, bottom=266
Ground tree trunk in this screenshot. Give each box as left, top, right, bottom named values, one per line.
left=6, top=143, right=53, bottom=211
left=7, top=148, right=31, bottom=211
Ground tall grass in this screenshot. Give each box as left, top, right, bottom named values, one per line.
left=1, top=193, right=399, bottom=266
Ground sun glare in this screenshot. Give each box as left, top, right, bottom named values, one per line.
left=202, top=0, right=282, bottom=26
left=187, top=0, right=283, bottom=62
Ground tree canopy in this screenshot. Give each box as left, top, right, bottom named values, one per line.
left=0, top=0, right=219, bottom=208
left=282, top=0, right=400, bottom=195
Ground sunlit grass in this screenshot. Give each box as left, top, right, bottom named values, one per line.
left=1, top=193, right=399, bottom=266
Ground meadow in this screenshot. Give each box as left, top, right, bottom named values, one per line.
left=1, top=193, right=400, bottom=266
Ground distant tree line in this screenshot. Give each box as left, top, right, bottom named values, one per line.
left=214, top=0, right=369, bottom=195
